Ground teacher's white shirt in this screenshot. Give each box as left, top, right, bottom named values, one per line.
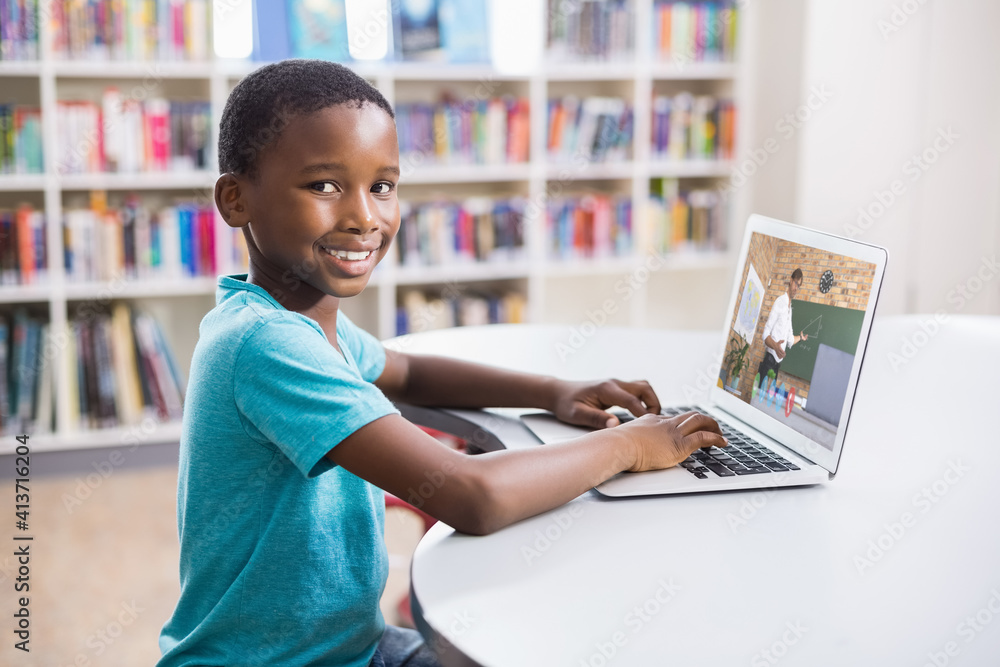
left=762, top=292, right=794, bottom=363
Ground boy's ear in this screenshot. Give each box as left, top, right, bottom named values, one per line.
left=215, top=173, right=251, bottom=229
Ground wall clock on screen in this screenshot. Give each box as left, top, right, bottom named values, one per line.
left=819, top=269, right=835, bottom=293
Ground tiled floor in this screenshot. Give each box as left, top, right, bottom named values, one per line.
left=0, top=462, right=424, bottom=666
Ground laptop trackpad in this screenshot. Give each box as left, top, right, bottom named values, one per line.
left=520, top=412, right=592, bottom=443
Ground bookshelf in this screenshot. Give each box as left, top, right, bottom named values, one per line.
left=0, top=0, right=750, bottom=453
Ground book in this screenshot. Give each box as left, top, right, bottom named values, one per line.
left=648, top=177, right=727, bottom=253
left=110, top=302, right=143, bottom=426
left=393, top=0, right=442, bottom=60
left=0, top=319, right=8, bottom=433
left=0, top=0, right=39, bottom=60
left=64, top=306, right=184, bottom=429
left=56, top=96, right=210, bottom=175
left=287, top=0, right=350, bottom=61
left=548, top=193, right=632, bottom=260
left=0, top=106, right=43, bottom=174
left=548, top=96, right=633, bottom=163
left=651, top=92, right=735, bottom=160
left=396, top=288, right=525, bottom=335
left=34, top=323, right=53, bottom=434
left=547, top=0, right=634, bottom=62
left=49, top=0, right=211, bottom=61
left=396, top=197, right=526, bottom=267
left=396, top=95, right=530, bottom=165
left=63, top=198, right=222, bottom=282
left=0, top=205, right=46, bottom=285
left=654, top=1, right=738, bottom=64
left=439, top=0, right=489, bottom=63
left=252, top=0, right=292, bottom=61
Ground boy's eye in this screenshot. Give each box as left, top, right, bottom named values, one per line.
left=371, top=182, right=394, bottom=195
left=311, top=182, right=337, bottom=193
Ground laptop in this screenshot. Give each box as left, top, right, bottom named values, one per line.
left=521, top=214, right=888, bottom=497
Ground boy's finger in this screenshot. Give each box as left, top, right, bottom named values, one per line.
left=676, top=413, right=723, bottom=436
left=601, top=383, right=649, bottom=418
left=618, top=380, right=661, bottom=414
left=682, top=431, right=728, bottom=452
left=568, top=404, right=619, bottom=429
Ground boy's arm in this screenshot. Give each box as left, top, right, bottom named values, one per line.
left=376, top=350, right=661, bottom=428
left=327, top=410, right=724, bottom=536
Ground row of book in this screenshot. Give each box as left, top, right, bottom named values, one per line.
left=50, top=0, right=210, bottom=61
left=651, top=93, right=735, bottom=161
left=396, top=288, right=526, bottom=335
left=653, top=1, right=739, bottom=63
left=0, top=105, right=43, bottom=174
left=67, top=302, right=185, bottom=431
left=0, top=303, right=184, bottom=434
left=0, top=0, right=39, bottom=60
left=647, top=177, right=726, bottom=252
left=56, top=95, right=211, bottom=174
left=396, top=198, right=525, bottom=267
left=253, top=0, right=491, bottom=64
left=548, top=194, right=632, bottom=260
left=63, top=196, right=226, bottom=282
left=547, top=0, right=634, bottom=62
left=0, top=309, right=51, bottom=435
left=548, top=96, right=633, bottom=164
left=396, top=97, right=530, bottom=165
left=0, top=205, right=46, bottom=285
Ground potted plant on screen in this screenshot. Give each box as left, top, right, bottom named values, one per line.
left=723, top=335, right=750, bottom=391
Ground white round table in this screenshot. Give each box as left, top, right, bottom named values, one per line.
left=392, top=316, right=1000, bottom=666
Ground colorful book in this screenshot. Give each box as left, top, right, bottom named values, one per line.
left=287, top=0, right=350, bottom=61
left=396, top=197, right=526, bottom=267
left=648, top=177, right=727, bottom=253
left=439, top=0, right=489, bottom=63
left=548, top=193, right=632, bottom=260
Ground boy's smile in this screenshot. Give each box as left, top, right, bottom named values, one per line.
left=222, top=103, right=400, bottom=315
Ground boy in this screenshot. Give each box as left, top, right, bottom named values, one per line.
left=158, top=59, right=726, bottom=667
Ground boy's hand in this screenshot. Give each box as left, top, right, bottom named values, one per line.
left=551, top=379, right=661, bottom=429
left=620, top=411, right=727, bottom=472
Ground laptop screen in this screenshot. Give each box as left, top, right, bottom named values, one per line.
left=716, top=222, right=882, bottom=468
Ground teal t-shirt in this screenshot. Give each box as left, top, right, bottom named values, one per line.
left=158, top=275, right=399, bottom=667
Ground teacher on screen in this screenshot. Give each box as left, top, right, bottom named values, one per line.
left=757, top=268, right=809, bottom=384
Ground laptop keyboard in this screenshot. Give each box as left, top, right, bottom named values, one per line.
left=613, top=406, right=800, bottom=479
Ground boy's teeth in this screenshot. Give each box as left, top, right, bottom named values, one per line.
left=325, top=248, right=371, bottom=260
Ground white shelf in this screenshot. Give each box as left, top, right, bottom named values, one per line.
left=649, top=62, right=738, bottom=80
left=65, top=277, right=219, bottom=300
left=0, top=283, right=55, bottom=303
left=546, top=161, right=635, bottom=181
left=401, top=163, right=532, bottom=185
left=395, top=261, right=531, bottom=285
left=0, top=0, right=749, bottom=450
left=545, top=61, right=638, bottom=81
left=0, top=420, right=183, bottom=455
left=58, top=171, right=218, bottom=190
left=648, top=159, right=733, bottom=178
left=51, top=60, right=215, bottom=79
left=0, top=174, right=46, bottom=191
left=0, top=61, right=42, bottom=76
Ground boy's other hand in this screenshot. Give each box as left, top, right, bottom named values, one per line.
left=551, top=378, right=661, bottom=429
left=620, top=411, right=727, bottom=472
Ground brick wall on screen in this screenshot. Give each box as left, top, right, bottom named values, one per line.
left=727, top=235, right=877, bottom=402
left=724, top=232, right=778, bottom=400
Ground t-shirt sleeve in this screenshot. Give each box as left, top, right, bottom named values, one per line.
left=336, top=312, right=387, bottom=383
left=233, top=317, right=399, bottom=479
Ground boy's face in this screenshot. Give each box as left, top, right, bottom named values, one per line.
left=241, top=103, right=400, bottom=301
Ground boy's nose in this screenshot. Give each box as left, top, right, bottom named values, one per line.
left=340, top=191, right=377, bottom=233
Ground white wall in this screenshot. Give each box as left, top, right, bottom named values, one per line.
left=791, top=0, right=1000, bottom=316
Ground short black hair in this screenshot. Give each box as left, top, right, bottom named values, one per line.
left=791, top=268, right=803, bottom=282
left=218, top=59, right=395, bottom=177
